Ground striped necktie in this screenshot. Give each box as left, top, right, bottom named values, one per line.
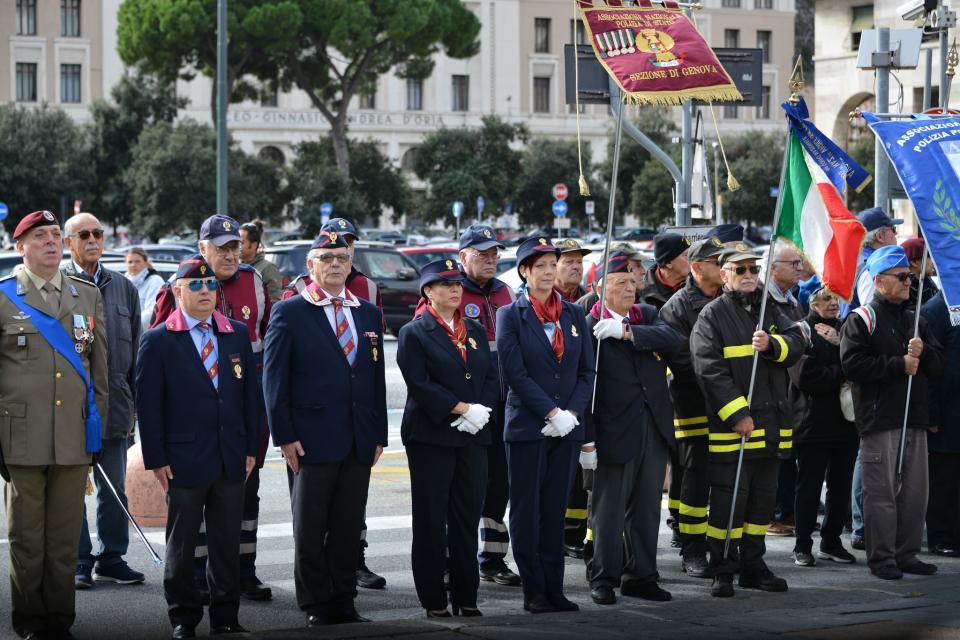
left=331, top=297, right=356, bottom=366
left=198, top=322, right=219, bottom=388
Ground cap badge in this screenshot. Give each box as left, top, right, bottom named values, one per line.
left=736, top=242, right=749, bottom=252
left=329, top=231, right=338, bottom=242
left=200, top=265, right=207, bottom=275
left=710, top=237, right=723, bottom=247
left=483, top=229, right=492, bottom=238
left=445, top=260, right=454, bottom=269
left=565, top=239, right=577, bottom=248
left=42, top=211, right=55, bottom=222
left=223, top=221, right=232, bottom=231
left=338, top=219, right=347, bottom=228
left=538, top=238, right=547, bottom=245
left=241, top=305, right=251, bottom=320
left=684, top=237, right=691, bottom=246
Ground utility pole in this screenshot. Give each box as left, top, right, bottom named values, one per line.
left=216, top=0, right=228, bottom=215
left=874, top=27, right=891, bottom=209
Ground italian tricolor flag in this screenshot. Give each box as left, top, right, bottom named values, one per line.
left=777, top=131, right=867, bottom=301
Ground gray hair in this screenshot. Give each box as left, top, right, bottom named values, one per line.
left=771, top=239, right=797, bottom=262
left=866, top=227, right=886, bottom=245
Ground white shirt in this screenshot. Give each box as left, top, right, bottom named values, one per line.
left=856, top=268, right=876, bottom=307
left=320, top=287, right=358, bottom=340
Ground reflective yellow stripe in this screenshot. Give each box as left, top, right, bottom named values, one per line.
left=743, top=522, right=769, bottom=536
left=707, top=525, right=742, bottom=540
left=710, top=440, right=767, bottom=453
left=679, top=503, right=708, bottom=517
left=772, top=334, right=788, bottom=362
left=718, top=396, right=748, bottom=421
left=585, top=527, right=593, bottom=542
left=668, top=499, right=681, bottom=511
left=674, top=416, right=708, bottom=426
left=779, top=440, right=793, bottom=449
left=679, top=522, right=708, bottom=534
left=723, top=344, right=754, bottom=358
left=779, top=428, right=793, bottom=437
left=565, top=508, right=588, bottom=520
left=675, top=427, right=709, bottom=438
left=709, top=429, right=765, bottom=441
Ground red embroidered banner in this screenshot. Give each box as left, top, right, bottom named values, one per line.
left=579, top=3, right=742, bottom=105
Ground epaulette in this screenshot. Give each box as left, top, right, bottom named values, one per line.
left=67, top=274, right=97, bottom=287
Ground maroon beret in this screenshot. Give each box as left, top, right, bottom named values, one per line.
left=900, top=237, right=925, bottom=263
left=14, top=210, right=60, bottom=240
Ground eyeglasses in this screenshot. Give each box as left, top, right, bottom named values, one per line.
left=774, top=259, right=804, bottom=269
left=72, top=229, right=104, bottom=241
left=725, top=265, right=762, bottom=275
left=880, top=272, right=911, bottom=283
left=314, top=254, right=351, bottom=264
left=213, top=243, right=241, bottom=256
left=467, top=250, right=501, bottom=262
left=186, top=279, right=219, bottom=292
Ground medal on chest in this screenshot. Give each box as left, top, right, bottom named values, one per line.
left=73, top=314, right=94, bottom=353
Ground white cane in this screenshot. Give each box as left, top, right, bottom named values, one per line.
left=95, top=462, right=164, bottom=566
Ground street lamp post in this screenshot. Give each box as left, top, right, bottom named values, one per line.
left=216, top=0, right=228, bottom=216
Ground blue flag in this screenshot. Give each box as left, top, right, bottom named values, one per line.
left=866, top=114, right=960, bottom=322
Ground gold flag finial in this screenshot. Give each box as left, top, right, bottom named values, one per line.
left=948, top=39, right=959, bottom=79
left=788, top=55, right=805, bottom=105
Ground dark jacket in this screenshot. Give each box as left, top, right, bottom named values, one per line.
left=788, top=311, right=858, bottom=447
left=397, top=312, right=498, bottom=447
left=840, top=295, right=945, bottom=435
left=921, top=292, right=960, bottom=452
left=136, top=311, right=259, bottom=488
left=585, top=304, right=682, bottom=463
left=639, top=266, right=683, bottom=310
left=660, top=274, right=718, bottom=442
left=907, top=276, right=940, bottom=313
left=690, top=288, right=806, bottom=461
left=768, top=281, right=806, bottom=430
left=577, top=289, right=640, bottom=315
left=64, top=264, right=141, bottom=440
left=263, top=293, right=388, bottom=466
left=496, top=294, right=595, bottom=442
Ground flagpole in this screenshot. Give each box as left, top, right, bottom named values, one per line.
left=895, top=244, right=928, bottom=495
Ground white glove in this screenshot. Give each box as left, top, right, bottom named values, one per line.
left=593, top=318, right=625, bottom=341
left=579, top=448, right=598, bottom=471
left=462, top=404, right=492, bottom=430
left=450, top=417, right=481, bottom=435
left=548, top=410, right=579, bottom=437
left=541, top=421, right=562, bottom=437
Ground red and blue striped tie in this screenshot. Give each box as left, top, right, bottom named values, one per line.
left=198, top=321, right=218, bottom=388
left=332, top=298, right=356, bottom=366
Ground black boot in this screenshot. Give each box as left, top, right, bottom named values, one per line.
left=357, top=549, right=386, bottom=589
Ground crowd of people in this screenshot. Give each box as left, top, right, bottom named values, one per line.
left=0, top=207, right=955, bottom=640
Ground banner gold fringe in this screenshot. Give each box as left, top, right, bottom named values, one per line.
left=623, top=88, right=744, bottom=106
left=85, top=468, right=94, bottom=496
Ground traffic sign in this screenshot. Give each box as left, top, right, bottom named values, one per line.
left=476, top=196, right=485, bottom=213
left=585, top=200, right=595, bottom=216
left=320, top=202, right=333, bottom=216
left=452, top=201, right=464, bottom=218
left=552, top=183, right=568, bottom=201
left=73, top=200, right=81, bottom=216
left=0, top=203, right=7, bottom=221
left=552, top=200, right=569, bottom=217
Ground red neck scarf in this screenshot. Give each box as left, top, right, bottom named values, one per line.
left=530, top=291, right=565, bottom=362
left=426, top=304, right=468, bottom=362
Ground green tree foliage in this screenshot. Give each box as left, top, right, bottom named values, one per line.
left=629, top=149, right=681, bottom=227
left=285, top=137, right=410, bottom=237
left=514, top=138, right=602, bottom=229
left=413, top=116, right=527, bottom=225
left=845, top=131, right=875, bottom=213
left=0, top=105, right=92, bottom=230
left=721, top=132, right=785, bottom=229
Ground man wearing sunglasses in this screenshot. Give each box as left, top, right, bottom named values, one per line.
left=64, top=213, right=146, bottom=591
left=151, top=214, right=273, bottom=602
left=840, top=245, right=945, bottom=581
left=137, top=255, right=260, bottom=637
left=852, top=207, right=903, bottom=309
left=690, top=243, right=806, bottom=598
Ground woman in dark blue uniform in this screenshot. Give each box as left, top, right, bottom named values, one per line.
left=397, top=259, right=499, bottom=618
left=495, top=237, right=596, bottom=613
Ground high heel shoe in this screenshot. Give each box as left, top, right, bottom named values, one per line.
left=451, top=604, right=483, bottom=617
left=426, top=609, right=452, bottom=618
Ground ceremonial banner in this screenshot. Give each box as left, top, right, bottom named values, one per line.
left=866, top=114, right=960, bottom=321
left=578, top=1, right=742, bottom=105
left=777, top=102, right=867, bottom=301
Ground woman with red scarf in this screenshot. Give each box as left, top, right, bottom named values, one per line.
left=397, top=259, right=499, bottom=618
left=495, top=237, right=596, bottom=614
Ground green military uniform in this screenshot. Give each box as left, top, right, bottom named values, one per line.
left=1, top=267, right=108, bottom=637
left=247, top=253, right=283, bottom=304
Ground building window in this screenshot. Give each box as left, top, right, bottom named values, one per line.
left=452, top=75, right=469, bottom=111
left=16, top=0, right=37, bottom=36
left=724, top=104, right=739, bottom=119
left=754, top=0, right=773, bottom=7
left=535, top=18, right=551, bottom=53
left=756, top=86, right=771, bottom=119
left=534, top=77, right=551, bottom=113
left=61, top=0, right=81, bottom=37
left=258, top=146, right=285, bottom=164
left=359, top=92, right=376, bottom=110
left=407, top=78, right=423, bottom=111
left=721, top=0, right=742, bottom=7
left=61, top=64, right=82, bottom=103
left=260, top=86, right=278, bottom=108
left=724, top=29, right=740, bottom=49
left=569, top=19, right=586, bottom=45
left=16, top=63, right=38, bottom=102
left=757, top=30, right=771, bottom=63
left=851, top=5, right=873, bottom=50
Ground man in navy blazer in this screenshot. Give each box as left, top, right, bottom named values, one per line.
left=137, top=255, right=259, bottom=639
left=263, top=230, right=387, bottom=627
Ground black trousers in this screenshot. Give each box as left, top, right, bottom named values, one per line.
left=564, top=466, right=589, bottom=547
left=793, top=443, right=858, bottom=553
left=706, top=457, right=778, bottom=576
left=773, top=454, right=797, bottom=522
left=164, top=476, right=244, bottom=629
left=926, top=451, right=960, bottom=547
left=407, top=442, right=487, bottom=610
left=194, top=467, right=261, bottom=580
left=678, top=439, right=710, bottom=559
left=478, top=402, right=510, bottom=568
left=667, top=450, right=684, bottom=530
left=292, top=458, right=371, bottom=615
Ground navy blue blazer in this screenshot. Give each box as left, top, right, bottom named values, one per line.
left=263, top=293, right=387, bottom=466
left=495, top=294, right=596, bottom=442
left=397, top=312, right=499, bottom=447
left=136, top=311, right=260, bottom=489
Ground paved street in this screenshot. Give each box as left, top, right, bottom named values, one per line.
left=2, top=338, right=960, bottom=639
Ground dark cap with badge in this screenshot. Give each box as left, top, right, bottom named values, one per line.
left=459, top=224, right=505, bottom=251
left=857, top=207, right=904, bottom=232
left=310, top=229, right=350, bottom=250
left=595, top=251, right=633, bottom=282
left=200, top=214, right=242, bottom=247
left=704, top=223, right=745, bottom=244
left=419, top=258, right=466, bottom=296
left=321, top=217, right=359, bottom=241
left=653, top=232, right=690, bottom=266
left=175, top=254, right=216, bottom=280
left=718, top=242, right=758, bottom=265
left=557, top=238, right=592, bottom=257
left=688, top=236, right=726, bottom=263
left=13, top=210, right=60, bottom=240
left=516, top=236, right=560, bottom=281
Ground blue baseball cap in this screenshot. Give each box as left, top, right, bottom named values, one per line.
left=458, top=224, right=504, bottom=251
left=516, top=236, right=560, bottom=282
left=199, top=214, right=241, bottom=246
left=419, top=258, right=465, bottom=296
left=866, top=244, right=910, bottom=278
left=857, top=207, right=903, bottom=232
left=321, top=217, right=359, bottom=241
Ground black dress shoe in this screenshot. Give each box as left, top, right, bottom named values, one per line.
left=900, top=559, right=938, bottom=575
left=210, top=625, right=249, bottom=635
left=591, top=585, right=616, bottom=605
left=682, top=555, right=711, bottom=578
left=171, top=625, right=196, bottom=639
left=711, top=573, right=734, bottom=598
left=357, top=562, right=386, bottom=589
left=523, top=594, right=556, bottom=614
left=45, top=631, right=77, bottom=640
left=546, top=593, right=579, bottom=612
left=305, top=613, right=329, bottom=627
left=328, top=609, right=371, bottom=624
left=930, top=543, right=960, bottom=557
left=621, top=581, right=672, bottom=601
left=479, top=564, right=522, bottom=586
left=563, top=543, right=585, bottom=559
left=452, top=605, right=482, bottom=617
left=425, top=609, right=452, bottom=618
left=738, top=567, right=788, bottom=592
left=240, top=576, right=272, bottom=601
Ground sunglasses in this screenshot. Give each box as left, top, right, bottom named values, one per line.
left=880, top=272, right=912, bottom=283
left=73, top=229, right=104, bottom=240
left=186, top=279, right=219, bottom=292
left=726, top=265, right=762, bottom=275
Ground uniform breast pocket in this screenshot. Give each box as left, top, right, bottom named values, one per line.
left=2, top=323, right=40, bottom=360
left=115, top=305, right=133, bottom=343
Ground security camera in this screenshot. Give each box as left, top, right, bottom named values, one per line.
left=899, top=0, right=938, bottom=21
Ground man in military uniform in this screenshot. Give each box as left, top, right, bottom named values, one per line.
left=1, top=210, right=108, bottom=639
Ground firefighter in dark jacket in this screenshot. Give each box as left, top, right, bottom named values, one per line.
left=660, top=237, right=725, bottom=578
left=840, top=245, right=945, bottom=580
left=690, top=243, right=805, bottom=598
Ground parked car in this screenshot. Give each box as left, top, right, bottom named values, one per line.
left=263, top=241, right=422, bottom=335
left=398, top=246, right=459, bottom=269
left=0, top=249, right=126, bottom=278
left=115, top=243, right=197, bottom=263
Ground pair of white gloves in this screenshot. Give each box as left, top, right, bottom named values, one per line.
left=541, top=409, right=579, bottom=438
left=451, top=404, right=492, bottom=435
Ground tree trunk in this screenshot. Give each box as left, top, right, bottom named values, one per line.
left=330, top=116, right=351, bottom=180
left=209, top=74, right=218, bottom=127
